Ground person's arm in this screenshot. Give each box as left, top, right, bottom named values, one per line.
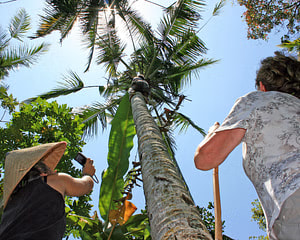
left=48, top=158, right=95, bottom=197
left=194, top=123, right=246, bottom=170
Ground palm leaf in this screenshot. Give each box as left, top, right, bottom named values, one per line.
left=212, top=0, right=226, bottom=16
left=59, top=12, right=79, bottom=41
left=83, top=16, right=99, bottom=72
left=172, top=112, right=206, bottom=136
left=77, top=97, right=122, bottom=137
left=23, top=70, right=84, bottom=103
left=0, top=43, right=49, bottom=78
left=99, top=93, right=136, bottom=225
left=171, top=29, right=207, bottom=64
left=34, top=12, right=64, bottom=38
left=149, top=87, right=176, bottom=108
left=99, top=83, right=124, bottom=98
left=96, top=29, right=126, bottom=76
left=162, top=130, right=177, bottom=159
left=166, top=58, right=218, bottom=89
left=34, top=1, right=82, bottom=40
left=159, top=0, right=205, bottom=40
left=79, top=0, right=107, bottom=34
left=0, top=26, right=9, bottom=50
left=118, top=3, right=154, bottom=47
left=9, top=8, right=30, bottom=40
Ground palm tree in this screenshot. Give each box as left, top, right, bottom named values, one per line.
left=27, top=0, right=225, bottom=238
left=33, top=0, right=152, bottom=72
left=130, top=88, right=212, bottom=239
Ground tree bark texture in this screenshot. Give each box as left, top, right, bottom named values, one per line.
left=130, top=92, right=212, bottom=240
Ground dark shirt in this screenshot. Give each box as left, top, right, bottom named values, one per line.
left=0, top=177, right=65, bottom=240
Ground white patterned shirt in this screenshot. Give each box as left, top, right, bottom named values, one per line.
left=216, top=91, right=300, bottom=234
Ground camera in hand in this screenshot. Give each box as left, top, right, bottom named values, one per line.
left=74, top=152, right=87, bottom=166
left=74, top=152, right=99, bottom=184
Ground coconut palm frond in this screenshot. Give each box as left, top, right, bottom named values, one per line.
left=79, top=97, right=122, bottom=137
left=34, top=1, right=82, bottom=40
left=79, top=0, right=106, bottom=34
left=172, top=112, right=206, bottom=136
left=34, top=12, right=64, bottom=38
left=150, top=87, right=176, bottom=108
left=0, top=27, right=9, bottom=50
left=96, top=29, right=126, bottom=76
left=162, top=129, right=177, bottom=159
left=23, top=70, right=84, bottom=103
left=1, top=43, right=49, bottom=74
left=159, top=0, right=205, bottom=40
left=83, top=14, right=99, bottom=72
left=59, top=13, right=79, bottom=41
left=79, top=0, right=105, bottom=72
left=166, top=58, right=218, bottom=90
left=9, top=8, right=30, bottom=40
left=171, top=29, right=207, bottom=64
left=213, top=0, right=226, bottom=17
left=118, top=3, right=155, bottom=46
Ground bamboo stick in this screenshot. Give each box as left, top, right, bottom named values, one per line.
left=213, top=167, right=222, bottom=240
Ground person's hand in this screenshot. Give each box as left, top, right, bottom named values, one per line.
left=82, top=158, right=96, bottom=177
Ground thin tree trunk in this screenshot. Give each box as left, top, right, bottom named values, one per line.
left=130, top=91, right=212, bottom=240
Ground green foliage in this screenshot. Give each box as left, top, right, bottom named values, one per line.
left=238, top=0, right=300, bottom=41
left=251, top=199, right=266, bottom=231
left=197, top=202, right=233, bottom=240
left=99, top=93, right=136, bottom=223
left=249, top=235, right=269, bottom=240
left=278, top=38, right=300, bottom=55
left=249, top=199, right=268, bottom=240
left=197, top=202, right=224, bottom=234
left=66, top=209, right=150, bottom=240
left=0, top=85, right=18, bottom=114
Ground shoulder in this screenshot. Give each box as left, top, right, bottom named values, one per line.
left=238, top=91, right=263, bottom=103
left=47, top=172, right=73, bottom=183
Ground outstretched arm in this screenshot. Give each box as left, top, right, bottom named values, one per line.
left=48, top=158, right=96, bottom=197
left=194, top=123, right=246, bottom=170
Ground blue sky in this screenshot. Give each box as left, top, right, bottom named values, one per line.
left=0, top=0, right=287, bottom=239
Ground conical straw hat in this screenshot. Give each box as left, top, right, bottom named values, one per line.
left=2, top=141, right=67, bottom=209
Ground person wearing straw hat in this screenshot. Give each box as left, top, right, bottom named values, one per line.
left=194, top=52, right=300, bottom=240
left=0, top=141, right=96, bottom=240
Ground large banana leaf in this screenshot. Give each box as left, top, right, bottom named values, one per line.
left=99, top=92, right=136, bottom=223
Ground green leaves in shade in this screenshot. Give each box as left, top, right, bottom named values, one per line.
left=99, top=93, right=136, bottom=222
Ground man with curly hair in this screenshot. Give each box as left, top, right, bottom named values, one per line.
left=194, top=52, right=300, bottom=240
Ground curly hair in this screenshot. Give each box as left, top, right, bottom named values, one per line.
left=255, top=51, right=300, bottom=98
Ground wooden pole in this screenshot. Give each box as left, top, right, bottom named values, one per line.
left=213, top=167, right=222, bottom=240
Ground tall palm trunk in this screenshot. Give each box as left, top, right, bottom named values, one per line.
left=130, top=91, right=212, bottom=240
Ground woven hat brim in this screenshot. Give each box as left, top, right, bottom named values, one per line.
left=2, top=141, right=67, bottom=209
